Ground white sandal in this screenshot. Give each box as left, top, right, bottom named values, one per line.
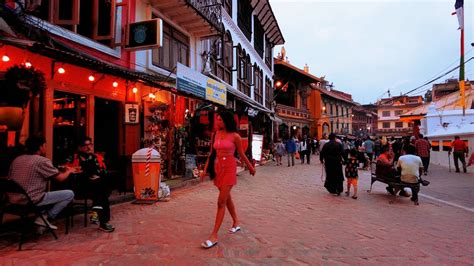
left=229, top=226, right=241, bottom=234
left=201, top=240, right=218, bottom=249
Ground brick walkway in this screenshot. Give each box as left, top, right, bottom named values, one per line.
left=1, top=157, right=473, bottom=265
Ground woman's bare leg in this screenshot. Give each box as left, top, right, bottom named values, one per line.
left=208, top=185, right=232, bottom=242
left=226, top=193, right=239, bottom=228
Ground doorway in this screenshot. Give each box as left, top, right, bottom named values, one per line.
left=94, top=97, right=121, bottom=170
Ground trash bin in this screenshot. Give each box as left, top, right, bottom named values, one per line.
left=132, top=148, right=161, bottom=202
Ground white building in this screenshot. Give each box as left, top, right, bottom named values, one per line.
left=134, top=0, right=284, bottom=113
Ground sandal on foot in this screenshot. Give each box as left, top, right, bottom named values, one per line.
left=201, top=240, right=218, bottom=249
left=229, top=226, right=241, bottom=234
left=352, top=196, right=358, bottom=199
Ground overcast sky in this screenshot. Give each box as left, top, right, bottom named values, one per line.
left=271, top=0, right=474, bottom=104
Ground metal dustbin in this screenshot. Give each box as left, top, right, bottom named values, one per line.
left=132, top=148, right=161, bottom=202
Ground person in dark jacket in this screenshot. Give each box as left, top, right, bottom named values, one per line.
left=320, top=133, right=345, bottom=195
left=285, top=136, right=297, bottom=167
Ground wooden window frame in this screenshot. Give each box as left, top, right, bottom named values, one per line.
left=254, top=65, right=263, bottom=104
left=48, top=0, right=117, bottom=46
left=395, top=122, right=403, bottom=128
left=253, top=15, right=264, bottom=58
left=265, top=38, right=272, bottom=68
left=237, top=0, right=252, bottom=41
left=382, top=111, right=390, bottom=117
left=152, top=20, right=190, bottom=71
left=265, top=77, right=272, bottom=108
left=382, top=122, right=390, bottom=129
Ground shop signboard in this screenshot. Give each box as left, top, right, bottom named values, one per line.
left=125, top=19, right=163, bottom=51
left=177, top=63, right=226, bottom=106
left=124, top=103, right=139, bottom=124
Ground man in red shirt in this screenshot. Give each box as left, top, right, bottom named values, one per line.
left=415, top=134, right=431, bottom=175
left=450, top=136, right=468, bottom=173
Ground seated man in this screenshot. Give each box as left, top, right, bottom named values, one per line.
left=376, top=146, right=401, bottom=195
left=9, top=136, right=75, bottom=230
left=73, top=137, right=114, bottom=233
left=396, top=145, right=423, bottom=205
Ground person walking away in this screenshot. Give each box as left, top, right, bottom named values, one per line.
left=285, top=136, right=296, bottom=167
left=274, top=139, right=286, bottom=166
left=200, top=110, right=256, bottom=249
left=320, top=133, right=345, bottom=196
left=450, top=135, right=468, bottom=173
left=415, top=134, right=431, bottom=175
left=8, top=136, right=75, bottom=230
left=363, top=137, right=375, bottom=162
left=396, top=145, right=423, bottom=205
left=344, top=149, right=359, bottom=199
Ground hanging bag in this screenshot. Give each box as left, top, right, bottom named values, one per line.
left=206, top=132, right=217, bottom=179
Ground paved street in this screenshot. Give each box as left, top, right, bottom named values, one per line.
left=1, top=156, right=473, bottom=265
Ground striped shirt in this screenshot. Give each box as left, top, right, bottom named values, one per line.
left=9, top=155, right=59, bottom=203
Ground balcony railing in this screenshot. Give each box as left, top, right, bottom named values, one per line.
left=186, top=0, right=223, bottom=33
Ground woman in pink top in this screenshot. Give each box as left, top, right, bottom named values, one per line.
left=200, top=111, right=256, bottom=249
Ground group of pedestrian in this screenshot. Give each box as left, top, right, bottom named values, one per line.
left=273, top=135, right=322, bottom=167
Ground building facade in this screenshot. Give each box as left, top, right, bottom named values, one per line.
left=376, top=95, right=423, bottom=137
left=0, top=0, right=284, bottom=181
left=351, top=104, right=376, bottom=138
left=273, top=55, right=322, bottom=139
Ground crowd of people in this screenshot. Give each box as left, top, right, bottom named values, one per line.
left=271, top=132, right=472, bottom=204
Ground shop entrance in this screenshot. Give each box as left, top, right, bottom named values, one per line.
left=53, top=91, right=87, bottom=164
left=94, top=97, right=120, bottom=169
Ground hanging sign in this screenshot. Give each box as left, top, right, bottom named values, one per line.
left=176, top=63, right=226, bottom=106
left=125, top=19, right=163, bottom=51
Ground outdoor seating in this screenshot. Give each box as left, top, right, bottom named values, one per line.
left=0, top=178, right=59, bottom=250
left=368, top=162, right=423, bottom=204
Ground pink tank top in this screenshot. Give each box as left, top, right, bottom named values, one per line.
left=213, top=133, right=236, bottom=157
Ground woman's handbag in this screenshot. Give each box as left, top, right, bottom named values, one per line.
left=206, top=133, right=217, bottom=180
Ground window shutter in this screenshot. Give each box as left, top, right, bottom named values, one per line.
left=53, top=0, right=80, bottom=25
left=93, top=0, right=116, bottom=41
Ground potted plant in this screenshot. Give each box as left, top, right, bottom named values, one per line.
left=0, top=64, right=46, bottom=131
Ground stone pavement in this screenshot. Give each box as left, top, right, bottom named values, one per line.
left=1, top=156, right=473, bottom=265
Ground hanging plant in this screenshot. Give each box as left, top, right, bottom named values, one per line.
left=1, top=65, right=47, bottom=108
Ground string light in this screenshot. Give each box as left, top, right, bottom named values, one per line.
left=88, top=75, right=95, bottom=82
left=24, top=61, right=32, bottom=68
left=2, top=55, right=10, bottom=62
left=148, top=93, right=156, bottom=99
left=58, top=67, right=66, bottom=74
left=132, top=87, right=138, bottom=93
left=113, top=81, right=118, bottom=87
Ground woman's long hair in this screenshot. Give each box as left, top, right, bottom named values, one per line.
left=217, top=110, right=238, bottom=133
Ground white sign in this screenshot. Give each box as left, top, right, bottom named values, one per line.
left=252, top=134, right=264, bottom=162
left=176, top=63, right=226, bottom=106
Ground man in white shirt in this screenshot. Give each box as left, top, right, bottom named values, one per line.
left=396, top=145, right=423, bottom=204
